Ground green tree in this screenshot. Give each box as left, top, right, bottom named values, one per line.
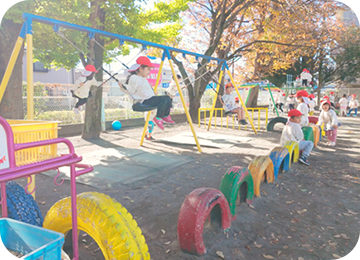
left=0, top=1, right=35, bottom=119
left=1, top=0, right=191, bottom=138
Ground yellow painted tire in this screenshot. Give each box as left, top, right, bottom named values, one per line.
left=43, top=192, right=150, bottom=260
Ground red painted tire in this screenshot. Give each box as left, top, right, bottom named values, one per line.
left=177, top=188, right=231, bottom=256
left=308, top=116, right=318, bottom=124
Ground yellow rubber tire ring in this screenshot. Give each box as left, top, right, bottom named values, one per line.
left=43, top=192, right=150, bottom=260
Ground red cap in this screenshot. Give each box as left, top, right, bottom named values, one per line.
left=225, top=83, right=233, bottom=88
left=85, top=64, right=97, bottom=72
left=234, top=96, right=239, bottom=102
left=288, top=109, right=302, bottom=117
left=321, top=100, right=330, bottom=108
left=282, top=93, right=286, bottom=96
left=330, top=91, right=334, bottom=95
left=136, top=56, right=154, bottom=67
left=323, top=95, right=329, bottom=100
left=309, top=94, right=315, bottom=99
left=303, top=69, right=307, bottom=72
left=295, top=90, right=308, bottom=97
left=352, top=94, right=356, bottom=97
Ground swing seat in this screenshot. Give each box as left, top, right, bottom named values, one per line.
left=132, top=102, right=157, bottom=112
left=224, top=111, right=235, bottom=116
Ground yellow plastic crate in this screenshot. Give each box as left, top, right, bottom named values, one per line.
left=6, top=120, right=60, bottom=166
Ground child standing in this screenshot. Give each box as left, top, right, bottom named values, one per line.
left=280, top=109, right=314, bottom=166
left=166, top=74, right=186, bottom=108
left=317, top=100, right=340, bottom=146
left=347, top=94, right=359, bottom=117
left=218, top=83, right=247, bottom=125
left=275, top=93, right=285, bottom=114
left=71, top=64, right=103, bottom=113
left=119, top=56, right=174, bottom=130
left=295, top=90, right=309, bottom=126
left=308, top=94, right=316, bottom=116
left=339, top=94, right=348, bottom=117
left=329, top=92, right=336, bottom=107
left=286, top=95, right=295, bottom=110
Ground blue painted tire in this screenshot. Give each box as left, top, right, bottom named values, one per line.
left=0, top=181, right=43, bottom=227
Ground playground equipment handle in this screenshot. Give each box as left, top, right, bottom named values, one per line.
left=15, top=138, right=76, bottom=154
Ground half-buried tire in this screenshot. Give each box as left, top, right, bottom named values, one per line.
left=266, top=117, right=287, bottom=131
left=0, top=181, right=43, bottom=227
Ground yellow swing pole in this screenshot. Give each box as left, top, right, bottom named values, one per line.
left=226, top=68, right=258, bottom=134
left=26, top=22, right=36, bottom=198
left=167, top=51, right=202, bottom=153
left=140, top=52, right=165, bottom=146
left=0, top=23, right=26, bottom=103
left=206, top=62, right=225, bottom=131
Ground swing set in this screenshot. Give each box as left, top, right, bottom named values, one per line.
left=0, top=13, right=258, bottom=155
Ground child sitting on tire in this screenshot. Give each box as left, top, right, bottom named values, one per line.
left=280, top=109, right=314, bottom=166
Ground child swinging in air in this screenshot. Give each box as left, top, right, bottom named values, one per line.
left=317, top=100, right=341, bottom=147
left=71, top=64, right=103, bottom=113
left=218, top=83, right=247, bottom=125
left=118, top=56, right=174, bottom=130
left=280, top=109, right=314, bottom=166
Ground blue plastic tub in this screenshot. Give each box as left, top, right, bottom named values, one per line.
left=0, top=218, right=64, bottom=260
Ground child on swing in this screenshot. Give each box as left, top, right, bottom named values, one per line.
left=71, top=64, right=103, bottom=113
left=118, top=56, right=173, bottom=130
left=218, top=83, right=247, bottom=125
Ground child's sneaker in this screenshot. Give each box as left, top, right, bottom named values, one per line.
left=162, top=115, right=175, bottom=124
left=239, top=119, right=248, bottom=125
left=298, top=155, right=310, bottom=166
left=153, top=117, right=164, bottom=130
left=145, top=135, right=155, bottom=141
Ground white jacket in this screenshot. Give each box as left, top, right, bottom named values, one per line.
left=280, top=121, right=304, bottom=146
left=297, top=103, right=309, bottom=126
left=349, top=99, right=359, bottom=109
left=72, top=77, right=102, bottom=98
left=317, top=109, right=339, bottom=131
left=122, top=75, right=155, bottom=102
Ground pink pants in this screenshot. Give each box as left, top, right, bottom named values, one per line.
left=325, top=129, right=337, bottom=143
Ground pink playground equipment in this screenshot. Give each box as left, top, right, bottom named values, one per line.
left=0, top=116, right=150, bottom=260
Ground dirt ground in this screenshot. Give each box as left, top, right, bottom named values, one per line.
left=18, top=112, right=360, bottom=260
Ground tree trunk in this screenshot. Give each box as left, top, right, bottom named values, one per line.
left=82, top=1, right=105, bottom=139
left=246, top=85, right=259, bottom=107
left=0, top=19, right=24, bottom=119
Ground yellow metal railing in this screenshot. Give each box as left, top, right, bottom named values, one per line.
left=199, top=107, right=268, bottom=131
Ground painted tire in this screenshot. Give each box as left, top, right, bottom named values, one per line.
left=266, top=117, right=287, bottom=131
left=311, top=126, right=320, bottom=147
left=302, top=126, right=314, bottom=143
left=219, top=167, right=254, bottom=218
left=269, top=147, right=290, bottom=179
left=248, top=156, right=275, bottom=197
left=284, top=141, right=299, bottom=166
left=43, top=192, right=150, bottom=260
left=308, top=116, right=318, bottom=125
left=0, top=181, right=43, bottom=227
left=177, top=188, right=231, bottom=256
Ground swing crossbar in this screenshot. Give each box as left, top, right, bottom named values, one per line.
left=22, top=13, right=226, bottom=63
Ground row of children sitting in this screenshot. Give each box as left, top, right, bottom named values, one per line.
left=280, top=90, right=343, bottom=166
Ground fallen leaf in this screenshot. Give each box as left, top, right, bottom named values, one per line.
left=343, top=213, right=351, bottom=216
left=249, top=204, right=255, bottom=209
left=255, top=244, right=262, bottom=248
left=161, top=229, right=166, bottom=234
left=283, top=245, right=289, bottom=249
left=40, top=201, right=46, bottom=205
left=341, top=234, right=350, bottom=239
left=332, top=254, right=341, bottom=259
left=277, top=250, right=282, bottom=255
left=166, top=249, right=170, bottom=254
left=298, top=258, right=304, bottom=260
left=334, top=234, right=341, bottom=238
left=300, top=189, right=307, bottom=192
left=286, top=200, right=294, bottom=204
left=302, top=244, right=311, bottom=248
left=245, top=245, right=251, bottom=251
left=216, top=251, right=225, bottom=259
left=262, top=254, right=274, bottom=259
left=164, top=241, right=171, bottom=245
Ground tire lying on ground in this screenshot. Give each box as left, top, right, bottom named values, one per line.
left=266, top=117, right=287, bottom=131
left=0, top=181, right=43, bottom=227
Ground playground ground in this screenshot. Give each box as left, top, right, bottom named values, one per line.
left=16, top=112, right=360, bottom=260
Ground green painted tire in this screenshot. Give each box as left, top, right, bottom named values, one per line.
left=219, top=166, right=254, bottom=218
left=302, top=126, right=314, bottom=143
